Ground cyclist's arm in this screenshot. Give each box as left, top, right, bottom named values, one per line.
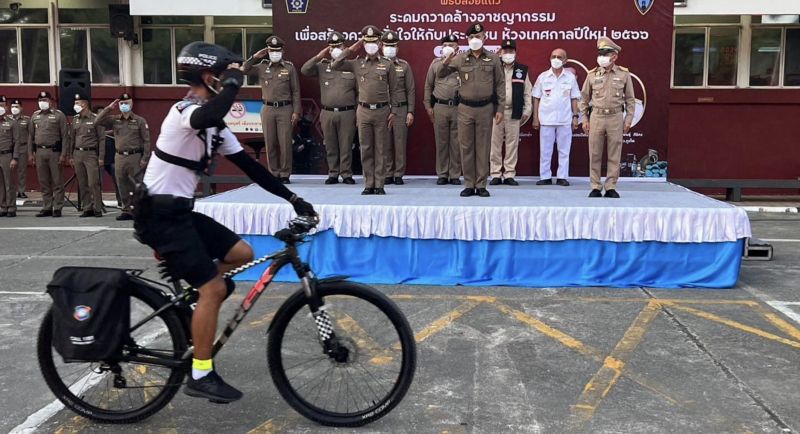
left=219, top=128, right=294, bottom=201
left=189, top=70, right=243, bottom=130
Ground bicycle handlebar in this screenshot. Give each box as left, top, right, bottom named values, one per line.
left=274, top=215, right=319, bottom=244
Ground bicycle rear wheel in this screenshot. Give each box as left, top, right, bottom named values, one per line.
left=37, top=287, right=188, bottom=423
left=267, top=281, right=416, bottom=427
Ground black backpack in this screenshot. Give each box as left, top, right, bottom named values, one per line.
left=46, top=267, right=132, bottom=362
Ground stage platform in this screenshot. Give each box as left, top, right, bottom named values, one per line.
left=195, top=176, right=752, bottom=288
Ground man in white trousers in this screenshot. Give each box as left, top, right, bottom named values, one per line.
left=532, top=48, right=581, bottom=186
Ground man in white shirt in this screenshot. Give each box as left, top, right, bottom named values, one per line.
left=133, top=42, right=315, bottom=404
left=532, top=48, right=581, bottom=186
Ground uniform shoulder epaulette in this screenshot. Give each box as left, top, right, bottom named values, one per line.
left=284, top=60, right=294, bottom=66
left=618, top=65, right=629, bottom=72
left=588, top=67, right=597, bottom=73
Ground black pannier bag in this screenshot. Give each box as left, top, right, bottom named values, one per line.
left=46, top=267, right=132, bottom=362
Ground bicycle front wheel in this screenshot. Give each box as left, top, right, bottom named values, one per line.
left=267, top=281, right=416, bottom=427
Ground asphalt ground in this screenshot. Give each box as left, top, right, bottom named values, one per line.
left=1, top=207, right=798, bottom=434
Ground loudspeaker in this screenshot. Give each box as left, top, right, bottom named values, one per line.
left=58, top=69, right=91, bottom=116
left=109, top=5, right=133, bottom=39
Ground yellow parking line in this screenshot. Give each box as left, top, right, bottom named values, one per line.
left=248, top=413, right=299, bottom=434
left=249, top=311, right=276, bottom=328
left=412, top=300, right=482, bottom=344
left=751, top=304, right=800, bottom=342
left=569, top=301, right=661, bottom=427
left=667, top=303, right=800, bottom=350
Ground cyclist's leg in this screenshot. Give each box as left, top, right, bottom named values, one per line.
left=192, top=212, right=254, bottom=274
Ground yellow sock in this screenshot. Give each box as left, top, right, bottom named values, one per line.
left=192, top=358, right=213, bottom=380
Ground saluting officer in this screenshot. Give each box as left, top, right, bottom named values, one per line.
left=381, top=30, right=415, bottom=186
left=579, top=37, right=636, bottom=199
left=29, top=91, right=69, bottom=217
left=332, top=25, right=399, bottom=195
left=10, top=99, right=31, bottom=199
left=301, top=31, right=358, bottom=185
left=424, top=34, right=462, bottom=186
left=489, top=39, right=532, bottom=187
left=439, top=23, right=505, bottom=197
left=0, top=96, right=18, bottom=217
left=243, top=36, right=301, bottom=184
left=96, top=93, right=151, bottom=220
left=69, top=93, right=106, bottom=217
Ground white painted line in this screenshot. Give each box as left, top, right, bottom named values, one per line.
left=767, top=302, right=800, bottom=326
left=0, top=291, right=47, bottom=296
left=761, top=238, right=800, bottom=243
left=0, top=255, right=151, bottom=260
left=738, top=206, right=799, bottom=213
left=0, top=226, right=133, bottom=232
left=9, top=328, right=166, bottom=434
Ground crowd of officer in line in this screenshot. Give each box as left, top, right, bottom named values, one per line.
left=0, top=21, right=636, bottom=218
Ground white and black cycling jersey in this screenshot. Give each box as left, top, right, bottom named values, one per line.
left=143, top=100, right=243, bottom=198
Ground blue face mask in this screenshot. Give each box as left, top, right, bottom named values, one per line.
left=119, top=103, right=131, bottom=113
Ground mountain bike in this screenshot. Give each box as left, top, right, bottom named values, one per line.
left=37, top=216, right=417, bottom=427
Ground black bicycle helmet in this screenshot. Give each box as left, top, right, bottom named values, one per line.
left=177, top=41, right=244, bottom=85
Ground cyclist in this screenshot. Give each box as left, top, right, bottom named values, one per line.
left=132, top=42, right=316, bottom=403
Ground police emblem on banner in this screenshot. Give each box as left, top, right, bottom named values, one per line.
left=635, top=0, right=654, bottom=15
left=286, top=0, right=309, bottom=14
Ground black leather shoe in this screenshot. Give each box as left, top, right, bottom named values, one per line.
left=80, top=210, right=94, bottom=218
left=116, top=212, right=133, bottom=221
left=325, top=177, right=339, bottom=185
left=280, top=177, right=291, bottom=184
left=449, top=178, right=461, bottom=185
left=588, top=189, right=603, bottom=198
left=477, top=188, right=491, bottom=197
left=556, top=179, right=570, bottom=187
left=489, top=178, right=502, bottom=186
left=361, top=188, right=375, bottom=195
left=604, top=189, right=620, bottom=198
left=374, top=188, right=386, bottom=195
left=536, top=179, right=553, bottom=186
left=36, top=210, right=52, bottom=217
left=52, top=210, right=62, bottom=218
left=436, top=177, right=448, bottom=185
left=0, top=212, right=6, bottom=217
left=94, top=211, right=103, bottom=217
left=384, top=177, right=395, bottom=185
left=460, top=188, right=476, bottom=197
left=503, top=178, right=519, bottom=186
left=184, top=371, right=243, bottom=403
left=342, top=177, right=355, bottom=185
left=6, top=212, right=15, bottom=217
left=16, top=193, right=22, bottom=199
left=394, top=177, right=404, bottom=185
left=18, top=192, right=28, bottom=199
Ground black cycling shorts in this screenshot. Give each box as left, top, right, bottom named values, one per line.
left=135, top=211, right=242, bottom=288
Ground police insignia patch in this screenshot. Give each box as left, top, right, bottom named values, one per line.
left=635, top=0, right=655, bottom=15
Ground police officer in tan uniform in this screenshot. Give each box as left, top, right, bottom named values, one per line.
left=490, top=39, right=532, bottom=187
left=579, top=37, right=636, bottom=199
left=96, top=93, right=151, bottom=220
left=332, top=25, right=399, bottom=195
left=29, top=91, right=69, bottom=217
left=440, top=23, right=505, bottom=197
left=69, top=93, right=105, bottom=217
left=243, top=36, right=301, bottom=183
left=301, top=31, right=358, bottom=185
left=10, top=99, right=31, bottom=199
left=0, top=96, right=18, bottom=217
left=381, top=30, right=415, bottom=186
left=424, top=34, right=462, bottom=186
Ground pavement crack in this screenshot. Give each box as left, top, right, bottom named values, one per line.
left=640, top=287, right=794, bottom=433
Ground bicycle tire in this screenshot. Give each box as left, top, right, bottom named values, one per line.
left=267, top=281, right=416, bottom=427
left=37, top=286, right=189, bottom=424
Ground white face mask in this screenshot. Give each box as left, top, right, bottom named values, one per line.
left=382, top=46, right=397, bottom=58
left=269, top=51, right=283, bottom=63
left=73, top=104, right=83, bottom=114
left=11, top=107, right=20, bottom=116
left=0, top=107, right=5, bottom=116
left=550, top=58, right=564, bottom=69
left=441, top=46, right=455, bottom=58
left=331, top=47, right=344, bottom=59
left=468, top=38, right=483, bottom=51
left=38, top=101, right=50, bottom=111
left=501, top=53, right=516, bottom=65
left=364, top=43, right=379, bottom=56
left=597, top=55, right=612, bottom=68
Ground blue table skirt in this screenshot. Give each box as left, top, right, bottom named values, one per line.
left=236, top=230, right=744, bottom=289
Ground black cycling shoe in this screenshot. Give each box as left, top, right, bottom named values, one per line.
left=184, top=371, right=243, bottom=403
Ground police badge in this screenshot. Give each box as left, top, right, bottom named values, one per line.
left=635, top=0, right=654, bottom=15
left=286, top=0, right=309, bottom=14
left=515, top=69, right=522, bottom=79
